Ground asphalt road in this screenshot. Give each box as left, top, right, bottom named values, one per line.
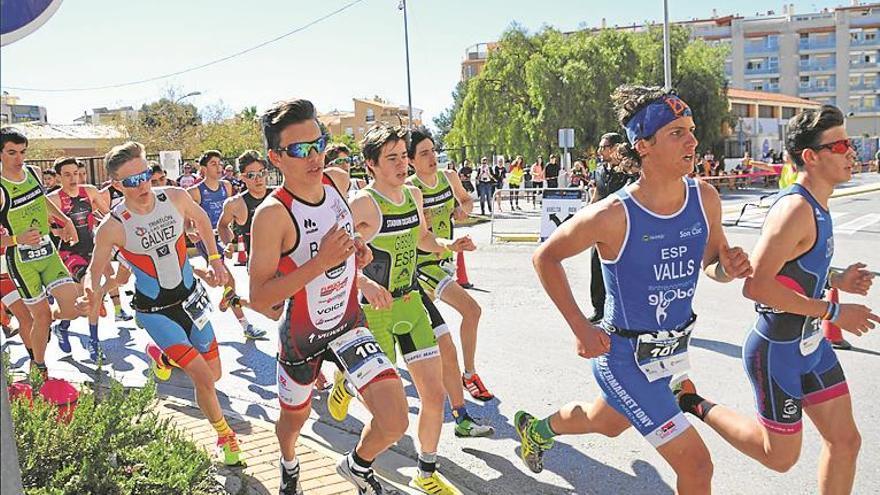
left=3, top=176, right=879, bottom=494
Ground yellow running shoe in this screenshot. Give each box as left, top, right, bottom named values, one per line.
left=216, top=434, right=246, bottom=467
left=409, top=471, right=463, bottom=495
left=328, top=370, right=352, bottom=422
left=146, top=343, right=172, bottom=381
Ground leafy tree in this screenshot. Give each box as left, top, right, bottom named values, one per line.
left=445, top=24, right=732, bottom=162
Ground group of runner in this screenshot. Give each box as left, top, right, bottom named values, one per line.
left=1, top=84, right=877, bottom=495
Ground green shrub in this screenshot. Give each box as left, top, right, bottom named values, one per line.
left=10, top=378, right=223, bottom=495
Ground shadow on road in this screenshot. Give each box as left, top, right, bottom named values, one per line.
left=691, top=338, right=742, bottom=359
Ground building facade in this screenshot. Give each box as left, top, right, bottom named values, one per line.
left=461, top=3, right=879, bottom=147
left=723, top=88, right=821, bottom=159
left=318, top=97, right=423, bottom=142
left=0, top=93, right=48, bottom=124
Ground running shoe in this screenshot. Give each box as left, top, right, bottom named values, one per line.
left=514, top=410, right=554, bottom=474
left=462, top=372, right=494, bottom=401
left=670, top=373, right=697, bottom=399
left=409, top=472, right=463, bottom=495
left=243, top=324, right=266, bottom=340
left=219, top=287, right=238, bottom=312
left=278, top=459, right=304, bottom=495
left=145, top=343, right=172, bottom=381
left=216, top=434, right=245, bottom=467
left=454, top=417, right=495, bottom=438
left=2, top=325, right=19, bottom=339
left=831, top=338, right=852, bottom=351
left=52, top=322, right=72, bottom=353
left=88, top=338, right=105, bottom=363
left=115, top=309, right=134, bottom=322
left=335, top=455, right=385, bottom=494
left=328, top=370, right=353, bottom=422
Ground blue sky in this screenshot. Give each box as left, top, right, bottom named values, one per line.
left=1, top=0, right=847, bottom=126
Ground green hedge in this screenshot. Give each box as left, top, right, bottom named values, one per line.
left=9, top=378, right=223, bottom=495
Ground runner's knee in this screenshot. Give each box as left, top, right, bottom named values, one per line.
left=764, top=449, right=800, bottom=473
left=825, top=428, right=861, bottom=461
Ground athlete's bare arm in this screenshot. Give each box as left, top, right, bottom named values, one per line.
left=533, top=198, right=625, bottom=357
left=80, top=217, right=124, bottom=312
left=698, top=180, right=752, bottom=282
left=324, top=166, right=351, bottom=196
left=443, top=169, right=474, bottom=218
left=44, top=191, right=79, bottom=245
left=349, top=190, right=381, bottom=241
left=217, top=196, right=245, bottom=245
left=410, top=185, right=474, bottom=254
left=84, top=184, right=111, bottom=215
left=743, top=196, right=828, bottom=318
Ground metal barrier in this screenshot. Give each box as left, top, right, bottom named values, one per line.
left=488, top=187, right=591, bottom=243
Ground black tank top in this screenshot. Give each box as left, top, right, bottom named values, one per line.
left=238, top=187, right=273, bottom=252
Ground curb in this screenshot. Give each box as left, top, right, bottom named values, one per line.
left=158, top=395, right=423, bottom=495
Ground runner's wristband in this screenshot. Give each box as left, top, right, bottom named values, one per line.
left=829, top=302, right=841, bottom=323
left=207, top=253, right=222, bottom=261
left=820, top=301, right=833, bottom=320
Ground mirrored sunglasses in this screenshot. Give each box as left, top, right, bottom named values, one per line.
left=275, top=135, right=328, bottom=158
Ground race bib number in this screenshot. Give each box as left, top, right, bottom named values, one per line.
left=183, top=282, right=212, bottom=330
left=17, top=235, right=55, bottom=262
left=634, top=322, right=694, bottom=382
left=328, top=327, right=394, bottom=391
left=800, top=317, right=823, bottom=356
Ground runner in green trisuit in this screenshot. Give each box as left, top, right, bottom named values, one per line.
left=405, top=127, right=495, bottom=438
left=0, top=127, right=83, bottom=380
left=344, top=124, right=475, bottom=495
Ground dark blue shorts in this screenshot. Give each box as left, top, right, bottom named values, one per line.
left=743, top=324, right=848, bottom=435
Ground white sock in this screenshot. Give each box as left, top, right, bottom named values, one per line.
left=280, top=456, right=299, bottom=471
left=463, top=370, right=475, bottom=379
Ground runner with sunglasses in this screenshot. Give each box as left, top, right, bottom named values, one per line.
left=348, top=123, right=474, bottom=494
left=189, top=150, right=266, bottom=340
left=217, top=150, right=274, bottom=262
left=78, top=141, right=245, bottom=466
left=1, top=127, right=82, bottom=381
left=249, top=99, right=407, bottom=495
left=47, top=157, right=133, bottom=362
left=324, top=143, right=367, bottom=199
left=673, top=105, right=877, bottom=493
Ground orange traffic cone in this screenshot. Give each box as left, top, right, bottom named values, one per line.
left=236, top=235, right=248, bottom=266
left=456, top=251, right=473, bottom=289
left=822, top=288, right=851, bottom=350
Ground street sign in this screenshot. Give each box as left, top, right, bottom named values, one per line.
left=159, top=151, right=182, bottom=179
left=558, top=128, right=575, bottom=149
left=540, top=188, right=585, bottom=241
left=1, top=0, right=64, bottom=46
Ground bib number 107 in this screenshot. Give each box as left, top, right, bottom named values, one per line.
left=649, top=341, right=681, bottom=358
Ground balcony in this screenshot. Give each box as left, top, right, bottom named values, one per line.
left=799, top=37, right=836, bottom=51
left=799, top=84, right=837, bottom=94
left=850, top=36, right=880, bottom=47
left=849, top=104, right=880, bottom=114
left=849, top=59, right=879, bottom=70
left=850, top=81, right=880, bottom=92
left=745, top=66, right=779, bottom=76
left=745, top=43, right=779, bottom=55
left=799, top=61, right=836, bottom=72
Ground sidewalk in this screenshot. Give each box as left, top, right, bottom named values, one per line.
left=155, top=396, right=416, bottom=495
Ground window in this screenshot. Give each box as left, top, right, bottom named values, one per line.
left=850, top=75, right=861, bottom=86
left=865, top=74, right=877, bottom=86
left=782, top=107, right=797, bottom=119
left=758, top=105, right=774, bottom=118
left=731, top=103, right=750, bottom=118
left=865, top=95, right=877, bottom=108
left=850, top=97, right=862, bottom=109
left=358, top=127, right=364, bottom=135
left=365, top=109, right=375, bottom=123
left=768, top=56, right=779, bottom=69
left=800, top=33, right=809, bottom=39
left=345, top=127, right=353, bottom=136
left=816, top=76, right=831, bottom=88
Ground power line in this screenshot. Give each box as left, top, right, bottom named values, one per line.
left=4, top=0, right=366, bottom=93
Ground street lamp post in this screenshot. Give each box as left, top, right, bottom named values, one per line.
left=662, top=0, right=672, bottom=90
left=399, top=0, right=414, bottom=129
left=174, top=91, right=201, bottom=104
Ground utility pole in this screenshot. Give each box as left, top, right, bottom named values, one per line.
left=400, top=0, right=414, bottom=128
